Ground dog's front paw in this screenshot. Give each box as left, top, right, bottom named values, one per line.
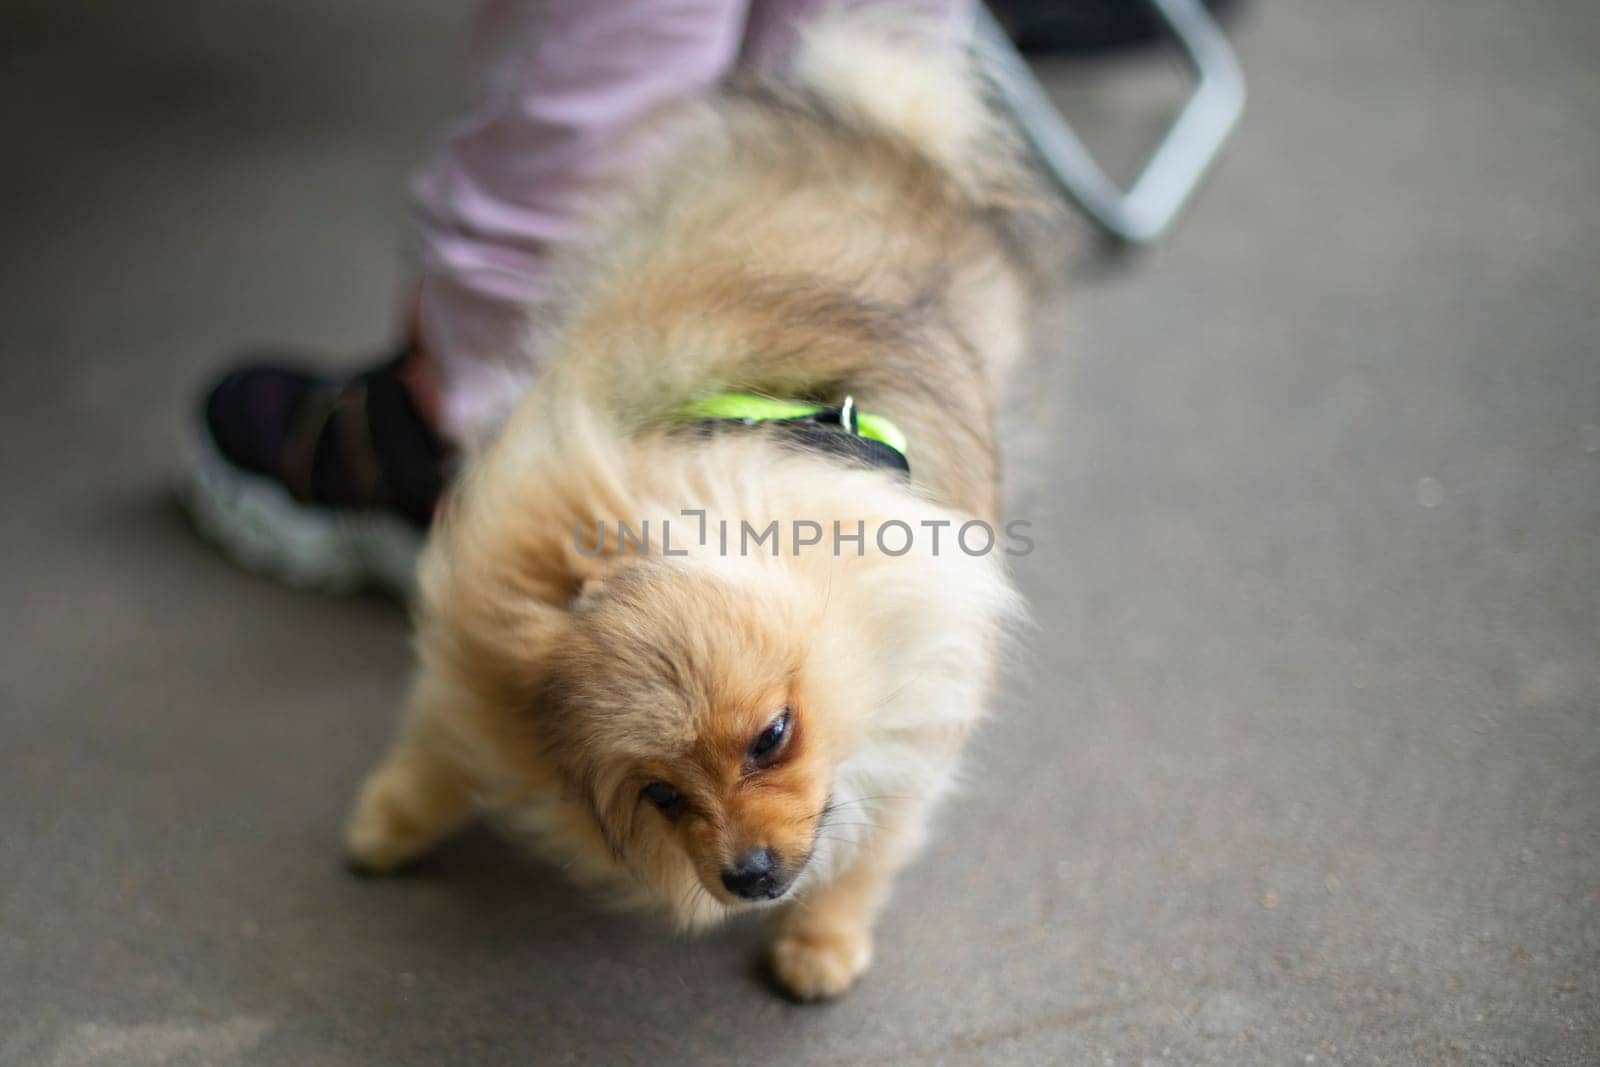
left=343, top=769, right=432, bottom=875
left=770, top=928, right=873, bottom=1001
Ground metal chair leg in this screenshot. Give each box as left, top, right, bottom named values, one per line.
left=975, top=0, right=1246, bottom=244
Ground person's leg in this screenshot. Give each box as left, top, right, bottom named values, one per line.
left=190, top=0, right=753, bottom=594
left=738, top=0, right=973, bottom=72
left=414, top=0, right=751, bottom=443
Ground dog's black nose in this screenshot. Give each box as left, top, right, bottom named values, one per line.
left=721, top=847, right=783, bottom=900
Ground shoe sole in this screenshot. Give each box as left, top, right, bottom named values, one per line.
left=181, top=427, right=424, bottom=599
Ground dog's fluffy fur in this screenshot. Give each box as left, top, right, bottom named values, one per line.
left=345, top=13, right=1038, bottom=1000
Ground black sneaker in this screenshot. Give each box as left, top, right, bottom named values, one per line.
left=184, top=349, right=450, bottom=596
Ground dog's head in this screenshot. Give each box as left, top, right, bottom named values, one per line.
left=422, top=429, right=1016, bottom=927
left=542, top=558, right=850, bottom=914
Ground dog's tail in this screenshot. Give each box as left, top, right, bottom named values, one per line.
left=791, top=7, right=1027, bottom=204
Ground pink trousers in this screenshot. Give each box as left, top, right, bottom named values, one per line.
left=410, top=0, right=972, bottom=441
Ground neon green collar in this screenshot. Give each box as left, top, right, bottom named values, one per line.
left=678, top=393, right=908, bottom=458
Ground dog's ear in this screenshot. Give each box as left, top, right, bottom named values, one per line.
left=417, top=398, right=642, bottom=695
left=415, top=496, right=588, bottom=707
left=568, top=547, right=658, bottom=611
left=416, top=557, right=575, bottom=709
left=571, top=572, right=609, bottom=611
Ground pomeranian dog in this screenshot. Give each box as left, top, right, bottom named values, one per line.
left=345, top=12, right=1040, bottom=1000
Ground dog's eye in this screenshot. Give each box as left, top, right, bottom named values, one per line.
left=642, top=781, right=685, bottom=816
left=749, top=708, right=791, bottom=762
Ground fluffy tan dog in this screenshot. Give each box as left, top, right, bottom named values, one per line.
left=345, top=13, right=1040, bottom=1000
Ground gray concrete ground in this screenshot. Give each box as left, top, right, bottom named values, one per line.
left=2, top=1, right=1596, bottom=1063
